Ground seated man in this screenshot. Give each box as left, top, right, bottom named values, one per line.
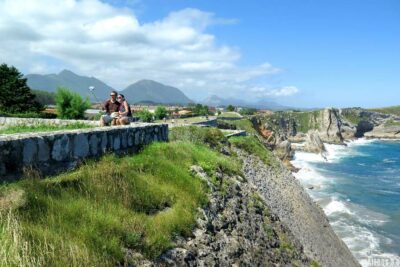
left=100, top=90, right=120, bottom=126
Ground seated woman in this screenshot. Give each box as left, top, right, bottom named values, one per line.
left=116, top=94, right=133, bottom=125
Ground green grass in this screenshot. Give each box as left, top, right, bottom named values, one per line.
left=218, top=112, right=242, bottom=118
left=229, top=136, right=276, bottom=166
left=384, top=119, right=400, bottom=127
left=169, top=126, right=227, bottom=149
left=218, top=118, right=259, bottom=135
left=0, top=122, right=94, bottom=134
left=369, top=105, right=400, bottom=116
left=0, top=141, right=240, bottom=266
left=155, top=116, right=216, bottom=124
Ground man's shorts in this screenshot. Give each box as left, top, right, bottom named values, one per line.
left=101, top=114, right=114, bottom=124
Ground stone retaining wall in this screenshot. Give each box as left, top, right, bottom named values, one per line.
left=0, top=117, right=99, bottom=128
left=0, top=123, right=168, bottom=181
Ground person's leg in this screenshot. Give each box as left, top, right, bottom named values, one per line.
left=120, top=117, right=130, bottom=125
left=100, top=115, right=112, bottom=126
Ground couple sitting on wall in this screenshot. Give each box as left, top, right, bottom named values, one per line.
left=100, top=90, right=132, bottom=127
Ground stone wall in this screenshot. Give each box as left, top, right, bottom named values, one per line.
left=0, top=117, right=99, bottom=128
left=0, top=123, right=168, bottom=181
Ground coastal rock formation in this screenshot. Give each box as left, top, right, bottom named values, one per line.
left=139, top=165, right=313, bottom=266
left=364, top=124, right=400, bottom=139
left=239, top=150, right=360, bottom=267
left=303, top=131, right=326, bottom=154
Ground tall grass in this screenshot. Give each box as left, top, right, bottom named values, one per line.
left=0, top=122, right=93, bottom=134
left=0, top=141, right=240, bottom=266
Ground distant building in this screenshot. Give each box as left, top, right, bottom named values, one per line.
left=257, top=109, right=273, bottom=114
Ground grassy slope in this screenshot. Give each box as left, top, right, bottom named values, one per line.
left=0, top=122, right=93, bottom=134
left=369, top=106, right=400, bottom=116
left=0, top=140, right=240, bottom=266
left=0, top=125, right=302, bottom=266
left=217, top=118, right=259, bottom=135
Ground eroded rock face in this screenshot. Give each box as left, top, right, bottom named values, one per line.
left=318, top=108, right=357, bottom=143
left=238, top=150, right=360, bottom=267
left=138, top=165, right=312, bottom=267
left=274, top=140, right=294, bottom=160
left=303, top=131, right=326, bottom=154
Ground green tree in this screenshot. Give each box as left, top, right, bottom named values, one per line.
left=239, top=108, right=256, bottom=115
left=192, top=104, right=210, bottom=116
left=32, top=89, right=56, bottom=105
left=138, top=109, right=154, bottom=122
left=154, top=106, right=168, bottom=120
left=226, top=105, right=235, bottom=112
left=0, top=63, right=43, bottom=113
left=55, top=87, right=90, bottom=119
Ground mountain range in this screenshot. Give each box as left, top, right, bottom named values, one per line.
left=26, top=70, right=192, bottom=105
left=202, top=95, right=293, bottom=110
left=26, top=69, right=291, bottom=110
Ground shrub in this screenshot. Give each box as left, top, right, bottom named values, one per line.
left=226, top=105, right=235, bottom=112
left=55, top=87, right=90, bottom=119
left=170, top=126, right=227, bottom=149
left=154, top=106, right=167, bottom=120
left=137, top=109, right=154, bottom=122
left=0, top=64, right=43, bottom=113
left=32, top=90, right=56, bottom=105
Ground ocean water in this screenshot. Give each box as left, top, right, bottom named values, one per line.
left=291, top=139, right=400, bottom=267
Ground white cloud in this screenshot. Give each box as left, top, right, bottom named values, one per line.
left=251, top=86, right=299, bottom=97
left=0, top=0, right=293, bottom=100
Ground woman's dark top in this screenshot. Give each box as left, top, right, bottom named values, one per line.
left=119, top=101, right=132, bottom=117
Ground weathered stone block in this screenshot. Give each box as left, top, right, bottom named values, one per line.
left=89, top=134, right=98, bottom=156
left=23, top=138, right=37, bottom=164
left=134, top=131, right=140, bottom=145
left=121, top=131, right=128, bottom=148
left=74, top=133, right=89, bottom=158
left=37, top=137, right=50, bottom=162
left=52, top=134, right=70, bottom=161
left=101, top=132, right=107, bottom=153
left=113, top=135, right=121, bottom=150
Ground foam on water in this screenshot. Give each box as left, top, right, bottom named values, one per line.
left=291, top=139, right=400, bottom=266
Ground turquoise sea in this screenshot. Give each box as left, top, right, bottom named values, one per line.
left=292, top=139, right=400, bottom=267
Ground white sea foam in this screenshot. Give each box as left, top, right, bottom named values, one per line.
left=291, top=140, right=399, bottom=265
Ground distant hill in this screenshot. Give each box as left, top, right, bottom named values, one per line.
left=26, top=70, right=112, bottom=102
left=26, top=70, right=192, bottom=105
left=202, top=94, right=294, bottom=111
left=121, top=79, right=192, bottom=105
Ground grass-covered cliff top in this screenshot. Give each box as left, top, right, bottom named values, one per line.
left=0, top=126, right=279, bottom=266
left=0, top=122, right=94, bottom=135
left=369, top=105, right=400, bottom=116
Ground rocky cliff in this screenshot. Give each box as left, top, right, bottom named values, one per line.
left=132, top=140, right=359, bottom=267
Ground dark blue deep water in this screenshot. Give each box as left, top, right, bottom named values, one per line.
left=292, top=139, right=400, bottom=266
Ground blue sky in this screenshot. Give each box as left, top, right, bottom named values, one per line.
left=131, top=0, right=400, bottom=108
left=1, top=0, right=399, bottom=108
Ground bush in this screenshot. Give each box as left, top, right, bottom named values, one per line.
left=154, top=106, right=167, bottom=120
left=32, top=90, right=56, bottom=105
left=0, top=63, right=43, bottom=113
left=137, top=109, right=154, bottom=122
left=55, top=87, right=90, bottom=119
left=226, top=105, right=235, bottom=112
left=170, top=126, right=227, bottom=149
left=239, top=108, right=257, bottom=115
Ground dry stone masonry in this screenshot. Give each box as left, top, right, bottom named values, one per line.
left=0, top=123, right=168, bottom=181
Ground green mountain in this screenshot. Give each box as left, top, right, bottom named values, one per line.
left=26, top=70, right=192, bottom=104
left=26, top=70, right=112, bottom=102
left=121, top=79, right=192, bottom=105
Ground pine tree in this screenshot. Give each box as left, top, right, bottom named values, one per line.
left=0, top=63, right=43, bottom=113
